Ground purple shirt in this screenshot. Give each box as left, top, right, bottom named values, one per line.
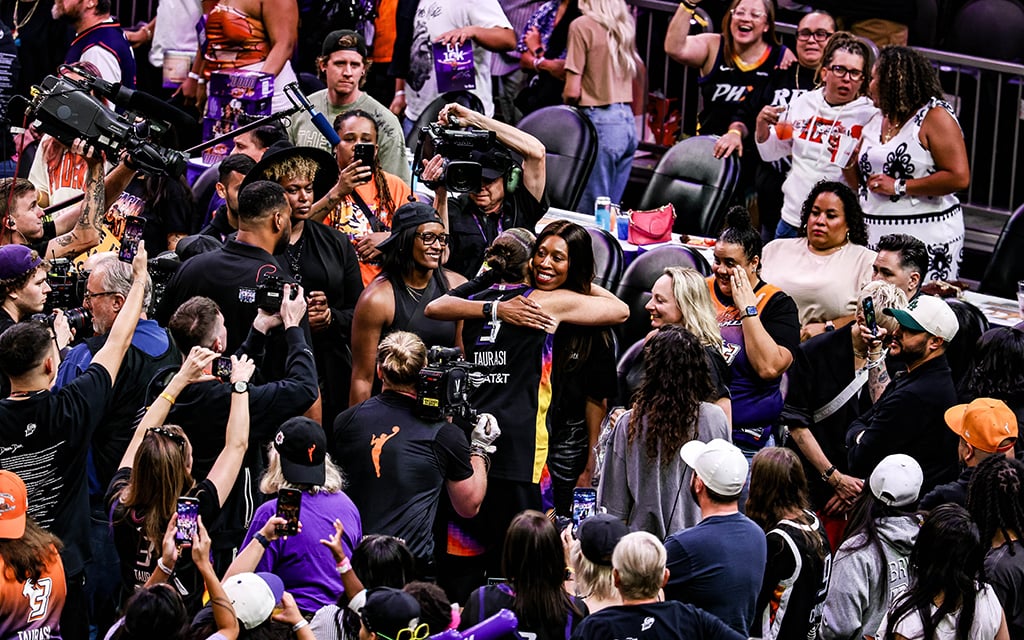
left=243, top=490, right=362, bottom=613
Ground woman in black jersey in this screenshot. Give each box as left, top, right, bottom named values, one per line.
left=349, top=202, right=467, bottom=405
left=665, top=0, right=792, bottom=160
left=747, top=447, right=831, bottom=640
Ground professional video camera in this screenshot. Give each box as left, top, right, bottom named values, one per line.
left=255, top=275, right=299, bottom=313
left=27, top=68, right=189, bottom=177
left=41, top=257, right=91, bottom=337
left=413, top=123, right=496, bottom=193
left=416, top=346, right=487, bottom=422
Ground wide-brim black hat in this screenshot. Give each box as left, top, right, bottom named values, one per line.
left=242, top=145, right=339, bottom=202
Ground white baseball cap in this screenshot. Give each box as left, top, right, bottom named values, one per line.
left=870, top=454, right=924, bottom=507
left=679, top=438, right=748, bottom=497
left=884, top=295, right=959, bottom=342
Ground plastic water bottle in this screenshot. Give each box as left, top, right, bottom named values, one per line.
left=594, top=197, right=611, bottom=232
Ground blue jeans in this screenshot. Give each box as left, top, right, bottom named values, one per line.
left=579, top=103, right=638, bottom=215
left=775, top=219, right=800, bottom=239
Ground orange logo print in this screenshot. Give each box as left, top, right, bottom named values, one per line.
left=308, top=444, right=316, bottom=463
left=370, top=426, right=400, bottom=478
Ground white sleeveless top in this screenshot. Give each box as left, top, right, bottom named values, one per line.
left=856, top=98, right=965, bottom=281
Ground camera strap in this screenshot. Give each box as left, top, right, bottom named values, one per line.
left=351, top=190, right=388, bottom=233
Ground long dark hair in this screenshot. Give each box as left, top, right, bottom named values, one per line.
left=501, top=511, right=582, bottom=629
left=746, top=447, right=812, bottom=532
left=334, top=109, right=397, bottom=215
left=0, top=517, right=62, bottom=583
left=798, top=180, right=869, bottom=246
left=545, top=0, right=582, bottom=59
left=117, top=426, right=194, bottom=549
left=967, top=454, right=1024, bottom=558
left=112, top=584, right=189, bottom=640
left=839, top=484, right=918, bottom=594
left=629, top=325, right=713, bottom=462
left=875, top=45, right=945, bottom=125
left=885, top=504, right=987, bottom=640
left=958, top=327, right=1024, bottom=402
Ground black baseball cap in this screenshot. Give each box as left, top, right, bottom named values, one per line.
left=578, top=514, right=629, bottom=566
left=273, top=417, right=327, bottom=486
left=470, top=148, right=513, bottom=182
left=322, top=30, right=368, bottom=59
left=375, top=202, right=443, bottom=252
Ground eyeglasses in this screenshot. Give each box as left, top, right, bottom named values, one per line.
left=415, top=232, right=450, bottom=246
left=827, top=64, right=864, bottom=81
left=796, top=29, right=833, bottom=41
left=83, top=290, right=119, bottom=302
left=373, top=624, right=430, bottom=640
left=730, top=8, right=765, bottom=20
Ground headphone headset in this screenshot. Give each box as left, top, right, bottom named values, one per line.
left=505, top=164, right=522, bottom=194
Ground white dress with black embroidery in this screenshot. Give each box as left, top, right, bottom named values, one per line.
left=856, top=98, right=964, bottom=281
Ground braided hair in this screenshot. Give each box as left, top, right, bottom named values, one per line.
left=333, top=110, right=397, bottom=217
left=816, top=31, right=873, bottom=92
left=875, top=46, right=945, bottom=126
left=967, top=454, right=1024, bottom=556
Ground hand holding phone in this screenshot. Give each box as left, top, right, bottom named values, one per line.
left=175, top=497, right=199, bottom=546
left=862, top=296, right=878, bottom=336
left=352, top=143, right=375, bottom=183
left=276, top=488, right=302, bottom=536
left=119, top=215, right=147, bottom=263
left=572, top=488, right=597, bottom=536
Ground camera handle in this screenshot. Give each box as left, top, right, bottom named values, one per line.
left=43, top=85, right=312, bottom=216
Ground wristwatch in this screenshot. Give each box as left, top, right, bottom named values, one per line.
left=740, top=305, right=758, bottom=319
left=893, top=178, right=907, bottom=197
left=482, top=302, right=493, bottom=320
left=232, top=380, right=249, bottom=394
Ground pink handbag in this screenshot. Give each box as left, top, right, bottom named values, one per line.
left=626, top=204, right=676, bottom=245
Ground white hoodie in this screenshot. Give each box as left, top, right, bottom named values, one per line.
left=757, top=88, right=879, bottom=227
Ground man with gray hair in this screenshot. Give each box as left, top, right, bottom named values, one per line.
left=54, top=253, right=180, bottom=632
left=569, top=531, right=744, bottom=640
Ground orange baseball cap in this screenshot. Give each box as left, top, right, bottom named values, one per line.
left=945, top=398, right=1018, bottom=453
left=0, top=470, right=28, bottom=539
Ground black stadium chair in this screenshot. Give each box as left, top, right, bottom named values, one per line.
left=406, top=92, right=485, bottom=154
left=979, top=202, right=1024, bottom=299
left=637, top=135, right=740, bottom=237
left=517, top=105, right=598, bottom=212
left=613, top=244, right=711, bottom=349
left=585, top=227, right=625, bottom=291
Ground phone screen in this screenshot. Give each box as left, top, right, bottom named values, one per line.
left=353, top=143, right=375, bottom=179
left=118, top=215, right=147, bottom=263
left=572, top=488, right=598, bottom=534
left=863, top=296, right=877, bottom=335
left=175, top=497, right=199, bottom=545
left=213, top=357, right=232, bottom=381
left=276, top=488, right=302, bottom=535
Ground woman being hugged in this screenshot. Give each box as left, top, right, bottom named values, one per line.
left=845, top=45, right=971, bottom=282
left=562, top=0, right=641, bottom=215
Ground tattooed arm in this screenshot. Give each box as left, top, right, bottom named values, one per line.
left=45, top=142, right=105, bottom=259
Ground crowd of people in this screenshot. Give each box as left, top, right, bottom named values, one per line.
left=1, top=1, right=1023, bottom=640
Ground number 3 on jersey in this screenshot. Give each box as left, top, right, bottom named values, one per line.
left=23, top=577, right=53, bottom=622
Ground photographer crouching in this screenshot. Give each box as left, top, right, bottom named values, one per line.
left=431, top=103, right=548, bottom=279
left=331, top=330, right=497, bottom=579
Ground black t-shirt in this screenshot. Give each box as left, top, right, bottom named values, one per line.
left=550, top=324, right=618, bottom=429
left=106, top=467, right=220, bottom=615
left=0, top=364, right=114, bottom=576
left=570, top=601, right=743, bottom=640
left=446, top=188, right=548, bottom=279
left=463, top=584, right=587, bottom=640
left=332, top=390, right=472, bottom=560
left=28, top=219, right=57, bottom=259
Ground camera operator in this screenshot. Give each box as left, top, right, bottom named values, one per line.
left=165, top=292, right=318, bottom=573
left=0, top=241, right=148, bottom=640
left=332, top=330, right=497, bottom=577
left=157, top=181, right=317, bottom=407
left=4, top=139, right=131, bottom=260
left=51, top=253, right=182, bottom=629
left=437, top=103, right=548, bottom=279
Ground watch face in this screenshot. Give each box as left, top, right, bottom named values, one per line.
left=744, top=306, right=758, bottom=318
left=233, top=381, right=248, bottom=393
